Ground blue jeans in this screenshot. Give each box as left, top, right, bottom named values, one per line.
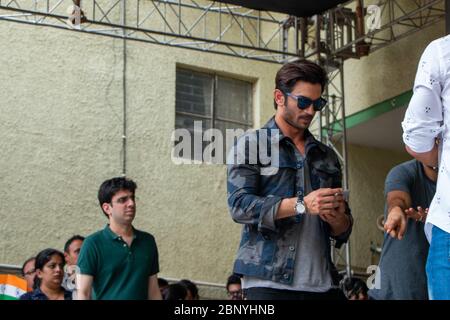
left=426, top=225, right=450, bottom=300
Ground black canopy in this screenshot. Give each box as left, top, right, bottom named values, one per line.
left=211, top=0, right=348, bottom=17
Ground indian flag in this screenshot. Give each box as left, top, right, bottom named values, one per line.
left=0, top=274, right=28, bottom=300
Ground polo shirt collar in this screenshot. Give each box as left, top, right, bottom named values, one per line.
left=103, top=224, right=137, bottom=241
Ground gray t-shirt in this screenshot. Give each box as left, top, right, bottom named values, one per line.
left=243, top=154, right=333, bottom=292
left=368, top=159, right=435, bottom=300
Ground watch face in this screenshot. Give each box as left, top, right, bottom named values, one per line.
left=296, top=201, right=305, bottom=214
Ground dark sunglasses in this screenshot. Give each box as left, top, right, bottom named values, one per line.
left=285, top=93, right=327, bottom=111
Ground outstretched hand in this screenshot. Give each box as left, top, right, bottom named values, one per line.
left=384, top=207, right=407, bottom=240
left=405, top=206, right=428, bottom=223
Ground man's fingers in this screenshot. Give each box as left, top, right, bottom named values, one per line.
left=398, top=220, right=406, bottom=239
left=323, top=212, right=337, bottom=219
left=385, top=219, right=403, bottom=240
left=417, top=206, right=427, bottom=216
left=405, top=206, right=427, bottom=222
left=318, top=188, right=343, bottom=197
left=405, top=208, right=419, bottom=220
left=389, top=229, right=397, bottom=239
left=384, top=218, right=396, bottom=232
left=319, top=209, right=334, bottom=216
left=318, top=202, right=341, bottom=210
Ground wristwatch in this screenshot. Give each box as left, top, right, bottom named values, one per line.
left=294, top=197, right=306, bottom=215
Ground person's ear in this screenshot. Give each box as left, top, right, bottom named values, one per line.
left=102, top=203, right=112, bottom=217
left=36, top=269, right=43, bottom=279
left=64, top=252, right=70, bottom=264
left=274, top=89, right=286, bottom=109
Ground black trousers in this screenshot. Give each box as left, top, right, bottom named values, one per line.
left=244, top=287, right=347, bottom=300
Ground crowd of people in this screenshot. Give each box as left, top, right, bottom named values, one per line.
left=16, top=176, right=248, bottom=300
left=19, top=241, right=366, bottom=301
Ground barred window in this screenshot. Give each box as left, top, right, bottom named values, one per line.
left=175, top=68, right=253, bottom=162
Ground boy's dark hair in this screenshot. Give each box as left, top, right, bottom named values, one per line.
left=274, top=60, right=328, bottom=109
left=164, top=283, right=187, bottom=300
left=226, top=274, right=241, bottom=291
left=158, top=277, right=169, bottom=288
left=64, top=235, right=85, bottom=253
left=34, top=248, right=65, bottom=289
left=179, top=279, right=199, bottom=299
left=21, top=257, right=36, bottom=277
left=98, top=177, right=137, bottom=218
left=341, top=276, right=368, bottom=299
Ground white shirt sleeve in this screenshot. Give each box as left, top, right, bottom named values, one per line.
left=402, top=41, right=444, bottom=153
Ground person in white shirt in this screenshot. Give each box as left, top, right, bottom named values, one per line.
left=402, top=35, right=450, bottom=300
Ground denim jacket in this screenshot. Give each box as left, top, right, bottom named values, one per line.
left=227, top=117, right=353, bottom=285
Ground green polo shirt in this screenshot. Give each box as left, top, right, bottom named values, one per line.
left=77, top=225, right=159, bottom=300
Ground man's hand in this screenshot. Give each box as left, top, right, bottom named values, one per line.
left=405, top=206, right=428, bottom=223
left=319, top=200, right=350, bottom=236
left=384, top=206, right=407, bottom=240
left=303, top=188, right=344, bottom=215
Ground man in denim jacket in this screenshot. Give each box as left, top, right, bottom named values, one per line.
left=227, top=60, right=353, bottom=300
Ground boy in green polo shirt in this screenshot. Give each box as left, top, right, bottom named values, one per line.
left=76, top=177, right=162, bottom=300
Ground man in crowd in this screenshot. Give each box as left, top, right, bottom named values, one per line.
left=77, top=177, right=161, bottom=300
left=62, top=235, right=85, bottom=297
left=21, top=257, right=36, bottom=291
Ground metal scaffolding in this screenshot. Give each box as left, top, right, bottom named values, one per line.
left=0, top=0, right=444, bottom=62
left=0, top=0, right=447, bottom=277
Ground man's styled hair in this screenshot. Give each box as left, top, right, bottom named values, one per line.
left=64, top=235, right=85, bottom=253
left=274, top=60, right=328, bottom=109
left=98, top=177, right=137, bottom=218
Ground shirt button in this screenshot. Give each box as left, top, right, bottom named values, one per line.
left=123, top=244, right=126, bottom=247
left=283, top=274, right=289, bottom=279
left=296, top=162, right=303, bottom=169
left=289, top=246, right=295, bottom=251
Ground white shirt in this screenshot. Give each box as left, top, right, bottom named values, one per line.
left=402, top=35, right=450, bottom=241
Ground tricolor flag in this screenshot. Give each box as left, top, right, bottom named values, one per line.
left=0, top=274, right=28, bottom=300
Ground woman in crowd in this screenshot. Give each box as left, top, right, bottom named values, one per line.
left=20, top=248, right=72, bottom=300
